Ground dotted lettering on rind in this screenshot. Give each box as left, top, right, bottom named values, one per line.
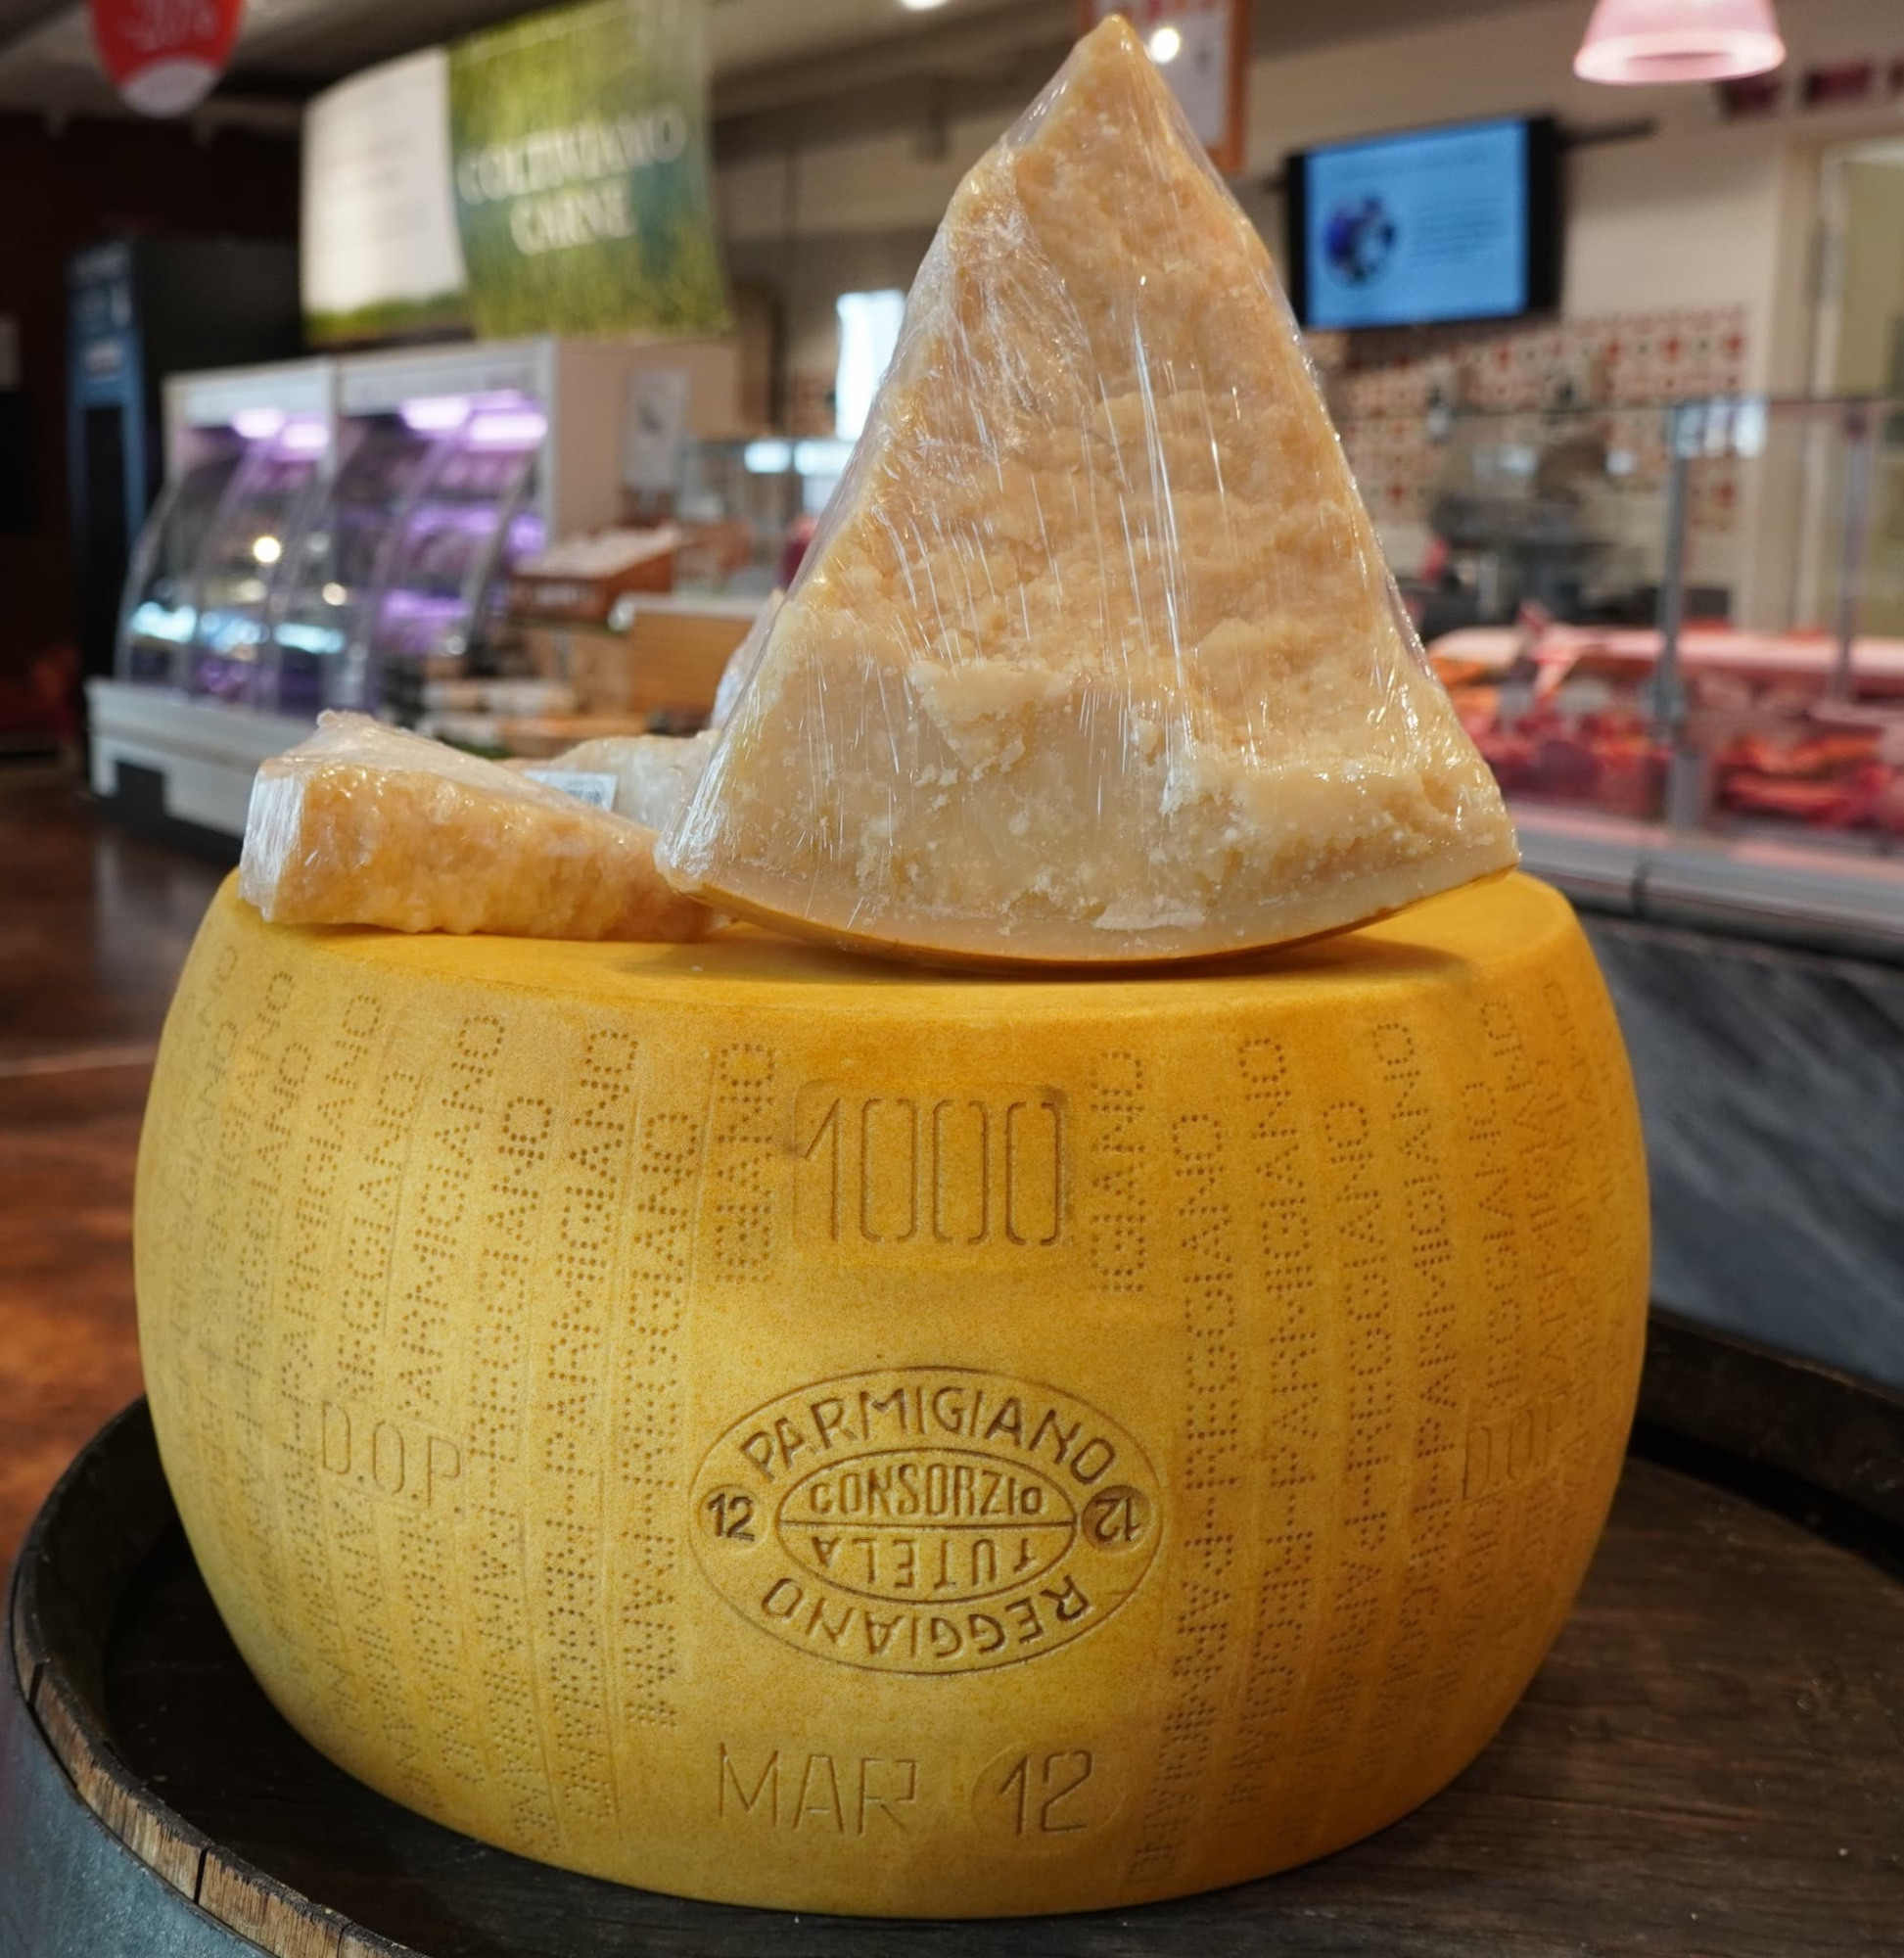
left=1084, top=1052, right=1149, bottom=1293
left=220, top=975, right=301, bottom=1694
left=536, top=1028, right=641, bottom=1837
left=1286, top=1088, right=1402, bottom=1853
left=1334, top=1020, right=1464, bottom=1841
left=612, top=1103, right=703, bottom=1733
left=464, top=1072, right=560, bottom=1854
left=139, top=914, right=240, bottom=1422
left=395, top=1015, right=503, bottom=1426
left=276, top=1001, right=383, bottom=1743
left=705, top=1045, right=778, bottom=1278
left=1125, top=1110, right=1244, bottom=1886
left=1220, top=1036, right=1323, bottom=1818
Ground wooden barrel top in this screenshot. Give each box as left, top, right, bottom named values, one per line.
left=6, top=1314, right=1903, bottom=1958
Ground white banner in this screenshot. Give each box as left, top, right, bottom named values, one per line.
left=302, top=47, right=471, bottom=345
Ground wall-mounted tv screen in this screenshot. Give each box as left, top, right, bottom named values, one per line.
left=1284, top=115, right=1560, bottom=331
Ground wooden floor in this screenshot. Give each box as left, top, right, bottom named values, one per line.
left=0, top=762, right=225, bottom=1565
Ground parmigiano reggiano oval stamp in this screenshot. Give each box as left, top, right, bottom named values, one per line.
left=689, top=1368, right=1163, bottom=1674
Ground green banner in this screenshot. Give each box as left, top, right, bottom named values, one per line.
left=448, top=0, right=729, bottom=339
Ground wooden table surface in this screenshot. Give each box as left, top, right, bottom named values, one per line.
left=5, top=1393, right=1899, bottom=1958
left=0, top=764, right=224, bottom=1564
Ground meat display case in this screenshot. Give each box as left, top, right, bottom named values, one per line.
left=1413, top=394, right=1904, bottom=957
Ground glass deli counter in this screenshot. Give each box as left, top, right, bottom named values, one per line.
left=90, top=336, right=743, bottom=843
left=669, top=395, right=1904, bottom=956
left=1396, top=395, right=1904, bottom=956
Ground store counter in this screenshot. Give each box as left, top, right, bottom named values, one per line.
left=86, top=681, right=309, bottom=857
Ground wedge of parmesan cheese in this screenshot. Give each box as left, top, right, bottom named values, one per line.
left=660, top=17, right=1516, bottom=966
left=240, top=713, right=711, bottom=941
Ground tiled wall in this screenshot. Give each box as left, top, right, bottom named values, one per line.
left=1324, top=305, right=1751, bottom=541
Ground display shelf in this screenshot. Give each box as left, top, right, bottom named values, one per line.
left=1643, top=829, right=1904, bottom=953
left=1514, top=802, right=1904, bottom=958
left=4, top=1320, right=1901, bottom=1958
left=1509, top=803, right=1652, bottom=909
left=105, top=339, right=747, bottom=834
left=85, top=681, right=311, bottom=848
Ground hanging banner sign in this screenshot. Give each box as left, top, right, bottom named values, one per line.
left=300, top=0, right=726, bottom=348
left=447, top=0, right=730, bottom=339
left=1083, top=0, right=1249, bottom=174
left=303, top=49, right=473, bottom=347
left=91, top=0, right=245, bottom=117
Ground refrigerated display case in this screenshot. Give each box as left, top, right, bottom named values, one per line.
left=116, top=423, right=246, bottom=689
left=258, top=408, right=438, bottom=719
left=117, top=361, right=334, bottom=692
left=361, top=408, right=545, bottom=678
left=90, top=336, right=743, bottom=844
left=1419, top=395, right=1904, bottom=954
left=262, top=399, right=546, bottom=719
left=183, top=418, right=330, bottom=707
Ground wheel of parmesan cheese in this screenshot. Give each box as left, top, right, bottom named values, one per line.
left=135, top=871, right=1648, bottom=1919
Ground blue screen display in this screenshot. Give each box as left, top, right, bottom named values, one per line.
left=1302, top=117, right=1531, bottom=330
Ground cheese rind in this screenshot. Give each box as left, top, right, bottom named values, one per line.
left=660, top=18, right=1516, bottom=965
left=137, top=871, right=1647, bottom=1917
left=240, top=712, right=710, bottom=941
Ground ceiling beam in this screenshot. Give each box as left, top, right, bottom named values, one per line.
left=715, top=0, right=1070, bottom=117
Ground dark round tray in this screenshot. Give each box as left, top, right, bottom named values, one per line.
left=6, top=1314, right=1903, bottom=1958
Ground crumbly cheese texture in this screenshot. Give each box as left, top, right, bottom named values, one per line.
left=661, top=18, right=1516, bottom=965
left=240, top=713, right=711, bottom=941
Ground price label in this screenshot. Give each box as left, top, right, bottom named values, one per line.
left=523, top=769, right=619, bottom=812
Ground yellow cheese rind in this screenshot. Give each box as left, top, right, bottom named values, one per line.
left=240, top=712, right=710, bottom=941
left=661, top=18, right=1516, bottom=966
left=137, top=871, right=1646, bottom=1917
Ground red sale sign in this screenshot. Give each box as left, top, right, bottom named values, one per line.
left=89, top=0, right=244, bottom=117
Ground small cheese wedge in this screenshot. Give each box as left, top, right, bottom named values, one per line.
left=660, top=17, right=1516, bottom=966
left=240, top=712, right=711, bottom=941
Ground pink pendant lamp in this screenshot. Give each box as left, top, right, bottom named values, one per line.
left=1573, top=0, right=1784, bottom=83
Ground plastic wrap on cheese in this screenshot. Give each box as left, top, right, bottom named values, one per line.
left=711, top=590, right=779, bottom=730
left=660, top=16, right=1517, bottom=966
left=240, top=713, right=712, bottom=941
left=546, top=729, right=718, bottom=830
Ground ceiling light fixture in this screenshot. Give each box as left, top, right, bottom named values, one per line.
left=399, top=396, right=471, bottom=434
left=897, top=0, right=952, bottom=12
left=466, top=410, right=549, bottom=449
left=1573, top=0, right=1785, bottom=84
left=1147, top=23, right=1183, bottom=65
